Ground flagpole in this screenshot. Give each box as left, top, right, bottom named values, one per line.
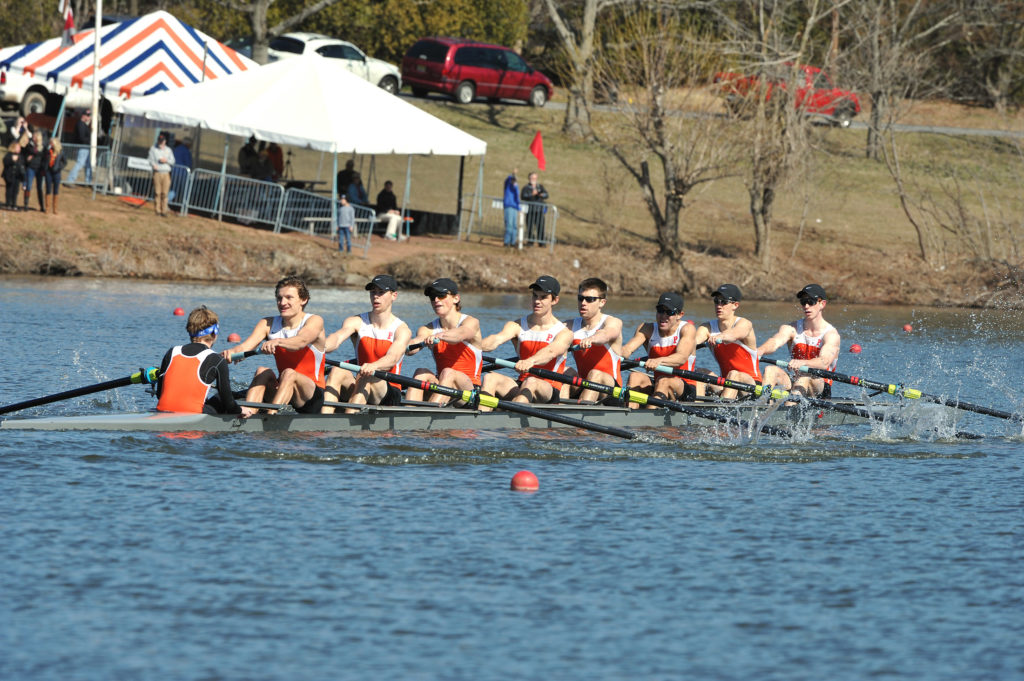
left=89, top=0, right=102, bottom=189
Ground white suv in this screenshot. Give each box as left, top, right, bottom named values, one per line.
left=1, top=70, right=94, bottom=116
left=267, top=33, right=402, bottom=94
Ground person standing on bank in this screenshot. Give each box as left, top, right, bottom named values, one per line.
left=503, top=169, right=520, bottom=248
left=43, top=137, right=66, bottom=215
left=23, top=130, right=45, bottom=211
left=65, top=109, right=93, bottom=185
left=520, top=171, right=549, bottom=245
left=148, top=133, right=175, bottom=217
left=337, top=194, right=354, bottom=253
left=2, top=142, right=25, bottom=210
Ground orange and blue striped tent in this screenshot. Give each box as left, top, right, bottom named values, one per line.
left=0, top=10, right=255, bottom=102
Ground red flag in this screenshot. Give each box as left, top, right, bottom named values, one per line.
left=529, top=131, right=546, bottom=171
left=60, top=0, right=75, bottom=49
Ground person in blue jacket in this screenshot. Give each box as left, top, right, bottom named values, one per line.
left=502, top=169, right=520, bottom=248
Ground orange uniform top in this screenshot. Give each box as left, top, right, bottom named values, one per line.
left=517, top=316, right=567, bottom=387
left=570, top=315, right=622, bottom=386
left=647, top=319, right=697, bottom=385
left=790, top=319, right=837, bottom=384
left=270, top=314, right=326, bottom=389
left=157, top=346, right=216, bottom=413
left=707, top=319, right=763, bottom=381
left=356, top=313, right=405, bottom=388
left=428, top=316, right=483, bottom=386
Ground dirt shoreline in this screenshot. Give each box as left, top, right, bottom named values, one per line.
left=1, top=188, right=1022, bottom=308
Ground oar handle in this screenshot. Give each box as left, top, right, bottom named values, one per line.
left=328, top=359, right=635, bottom=439
left=229, top=349, right=261, bottom=361
left=621, top=359, right=789, bottom=401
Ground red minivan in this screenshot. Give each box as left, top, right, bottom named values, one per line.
left=401, top=37, right=554, bottom=107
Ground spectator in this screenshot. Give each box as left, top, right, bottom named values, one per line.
left=336, top=159, right=355, bottom=196
left=148, top=133, right=175, bottom=217
left=43, top=138, right=67, bottom=215
left=346, top=172, right=369, bottom=206
left=65, top=109, right=92, bottom=184
left=502, top=169, right=520, bottom=248
left=237, top=136, right=258, bottom=177
left=3, top=142, right=26, bottom=210
left=337, top=194, right=354, bottom=253
left=521, top=171, right=549, bottom=245
left=376, top=179, right=405, bottom=241
left=23, top=129, right=46, bottom=211
left=267, top=143, right=284, bottom=179
left=169, top=136, right=193, bottom=205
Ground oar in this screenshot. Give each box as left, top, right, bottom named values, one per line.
left=326, top=359, right=636, bottom=440
left=229, top=349, right=260, bottom=361
left=632, top=359, right=983, bottom=439
left=485, top=356, right=793, bottom=438
left=761, top=357, right=1018, bottom=421
left=0, top=367, right=161, bottom=416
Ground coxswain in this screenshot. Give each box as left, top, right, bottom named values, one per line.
left=157, top=306, right=253, bottom=416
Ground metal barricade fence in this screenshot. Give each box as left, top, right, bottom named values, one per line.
left=105, top=152, right=193, bottom=208
left=184, top=169, right=284, bottom=228
left=62, top=143, right=111, bottom=188
left=275, top=191, right=377, bottom=257
left=459, top=194, right=558, bottom=251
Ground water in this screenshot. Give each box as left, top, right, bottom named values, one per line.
left=2, top=278, right=1022, bottom=680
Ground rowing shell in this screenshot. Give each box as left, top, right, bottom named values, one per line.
left=0, top=401, right=872, bottom=433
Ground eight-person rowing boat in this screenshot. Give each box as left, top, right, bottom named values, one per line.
left=0, top=275, right=1010, bottom=439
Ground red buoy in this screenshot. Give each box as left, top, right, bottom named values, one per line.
left=173, top=307, right=185, bottom=316
left=903, top=324, right=913, bottom=333
left=227, top=333, right=241, bottom=342
left=849, top=344, right=862, bottom=354
left=510, top=470, right=539, bottom=491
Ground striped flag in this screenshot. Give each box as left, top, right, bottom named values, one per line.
left=60, top=0, right=75, bottom=49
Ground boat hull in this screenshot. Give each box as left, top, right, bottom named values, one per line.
left=0, top=402, right=870, bottom=433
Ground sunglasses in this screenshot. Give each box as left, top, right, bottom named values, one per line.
left=425, top=289, right=451, bottom=299
left=712, top=296, right=736, bottom=305
left=577, top=295, right=603, bottom=303
left=656, top=305, right=680, bottom=315
left=798, top=296, right=820, bottom=306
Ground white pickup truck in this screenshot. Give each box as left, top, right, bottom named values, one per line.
left=0, top=70, right=95, bottom=116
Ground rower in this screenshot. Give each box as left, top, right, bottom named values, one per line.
left=620, top=291, right=701, bottom=408
left=224, top=276, right=327, bottom=413
left=478, top=275, right=573, bottom=410
left=157, top=306, right=254, bottom=416
left=563, top=277, right=624, bottom=404
left=405, top=277, right=483, bottom=406
left=693, top=283, right=762, bottom=400
left=756, top=284, right=841, bottom=397
left=322, top=274, right=411, bottom=414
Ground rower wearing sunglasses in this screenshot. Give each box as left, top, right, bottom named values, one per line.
left=756, top=284, right=841, bottom=397
left=562, top=278, right=624, bottom=404
left=479, top=275, right=573, bottom=409
left=405, top=277, right=483, bottom=406
left=620, top=291, right=701, bottom=406
left=694, top=284, right=762, bottom=400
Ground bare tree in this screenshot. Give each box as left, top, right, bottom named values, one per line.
left=542, top=0, right=635, bottom=140
left=954, top=0, right=1024, bottom=113
left=214, top=0, right=345, bottom=64
left=590, top=8, right=739, bottom=261
left=845, top=0, right=959, bottom=160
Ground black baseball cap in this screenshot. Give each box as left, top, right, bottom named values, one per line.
left=712, top=284, right=742, bottom=302
left=529, top=275, right=560, bottom=296
left=656, top=292, right=684, bottom=314
left=425, top=277, right=458, bottom=297
left=797, top=284, right=827, bottom=301
left=365, top=274, right=398, bottom=292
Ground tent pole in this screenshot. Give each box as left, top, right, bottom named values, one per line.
left=455, top=156, right=465, bottom=241
left=89, top=0, right=103, bottom=200
left=401, top=155, right=412, bottom=239
left=217, top=135, right=229, bottom=222
left=331, top=153, right=338, bottom=239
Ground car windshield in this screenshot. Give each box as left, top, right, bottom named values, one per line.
left=318, top=44, right=364, bottom=61
left=269, top=36, right=304, bottom=55
left=503, top=51, right=528, bottom=73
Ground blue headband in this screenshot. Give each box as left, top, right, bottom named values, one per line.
left=190, top=322, right=219, bottom=339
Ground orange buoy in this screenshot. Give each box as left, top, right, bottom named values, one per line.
left=903, top=324, right=913, bottom=332
left=173, top=307, right=185, bottom=316
left=510, top=470, right=539, bottom=491
left=227, top=333, right=241, bottom=342
left=849, top=344, right=862, bottom=354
